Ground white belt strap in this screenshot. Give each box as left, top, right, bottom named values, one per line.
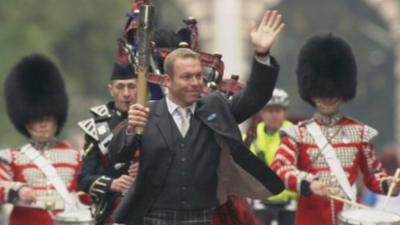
left=306, top=122, right=356, bottom=201
left=21, top=144, right=78, bottom=211
left=17, top=199, right=65, bottom=210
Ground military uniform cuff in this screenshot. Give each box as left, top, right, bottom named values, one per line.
left=89, top=176, right=113, bottom=200
left=7, top=183, right=27, bottom=203
left=381, top=180, right=391, bottom=195
left=300, top=180, right=312, bottom=196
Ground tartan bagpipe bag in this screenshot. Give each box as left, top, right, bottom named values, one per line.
left=213, top=195, right=265, bottom=225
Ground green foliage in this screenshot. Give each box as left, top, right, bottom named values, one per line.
left=0, top=0, right=184, bottom=148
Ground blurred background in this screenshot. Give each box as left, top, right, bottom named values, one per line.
left=0, top=0, right=399, bottom=154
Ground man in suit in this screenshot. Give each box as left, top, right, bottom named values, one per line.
left=109, top=10, right=285, bottom=225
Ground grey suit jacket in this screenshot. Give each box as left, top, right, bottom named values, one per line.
left=109, top=58, right=284, bottom=224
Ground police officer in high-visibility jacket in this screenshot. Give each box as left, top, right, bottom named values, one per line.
left=250, top=88, right=297, bottom=225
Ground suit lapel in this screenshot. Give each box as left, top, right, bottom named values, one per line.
left=154, top=99, right=174, bottom=151
left=196, top=96, right=237, bottom=140
left=196, top=99, right=219, bottom=133
left=195, top=99, right=207, bottom=120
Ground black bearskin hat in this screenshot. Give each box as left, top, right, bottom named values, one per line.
left=4, top=54, right=68, bottom=137
left=110, top=62, right=136, bottom=81
left=153, top=28, right=182, bottom=74
left=154, top=28, right=181, bottom=48
left=296, top=33, right=357, bottom=106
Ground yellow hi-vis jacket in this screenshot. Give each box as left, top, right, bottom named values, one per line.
left=250, top=120, right=298, bottom=202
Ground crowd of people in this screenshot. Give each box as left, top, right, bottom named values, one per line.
left=1, top=5, right=400, bottom=225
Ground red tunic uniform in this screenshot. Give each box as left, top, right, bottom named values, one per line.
left=0, top=141, right=81, bottom=225
left=271, top=113, right=387, bottom=225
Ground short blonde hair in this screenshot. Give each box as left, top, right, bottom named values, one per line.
left=163, top=48, right=200, bottom=77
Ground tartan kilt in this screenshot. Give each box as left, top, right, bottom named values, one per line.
left=143, top=208, right=213, bottom=225
left=212, top=195, right=265, bottom=225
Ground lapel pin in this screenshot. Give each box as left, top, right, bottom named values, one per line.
left=207, top=113, right=216, bottom=121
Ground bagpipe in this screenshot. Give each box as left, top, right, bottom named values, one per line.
left=117, top=0, right=245, bottom=102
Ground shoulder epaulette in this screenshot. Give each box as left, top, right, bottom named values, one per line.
left=0, top=148, right=12, bottom=165
left=94, top=115, right=111, bottom=123
left=279, top=118, right=313, bottom=142
left=343, top=117, right=379, bottom=142
left=363, top=124, right=378, bottom=143
left=280, top=125, right=300, bottom=142
left=297, top=118, right=314, bottom=126
left=77, top=118, right=99, bottom=141
left=90, top=104, right=111, bottom=118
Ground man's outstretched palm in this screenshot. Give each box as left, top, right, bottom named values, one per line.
left=251, top=10, right=284, bottom=54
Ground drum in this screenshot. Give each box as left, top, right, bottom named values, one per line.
left=338, top=209, right=400, bottom=225
left=53, top=209, right=94, bottom=225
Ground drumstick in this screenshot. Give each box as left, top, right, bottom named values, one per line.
left=381, top=168, right=400, bottom=210
left=328, top=194, right=371, bottom=209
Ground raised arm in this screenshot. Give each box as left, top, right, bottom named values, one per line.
left=251, top=10, right=284, bottom=62
left=230, top=10, right=284, bottom=123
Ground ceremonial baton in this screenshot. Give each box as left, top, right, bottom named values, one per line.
left=136, top=4, right=154, bottom=134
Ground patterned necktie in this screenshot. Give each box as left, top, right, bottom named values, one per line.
left=176, top=107, right=191, bottom=137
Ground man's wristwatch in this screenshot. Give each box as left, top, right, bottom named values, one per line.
left=255, top=50, right=270, bottom=57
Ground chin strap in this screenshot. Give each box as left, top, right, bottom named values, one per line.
left=26, top=125, right=58, bottom=143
